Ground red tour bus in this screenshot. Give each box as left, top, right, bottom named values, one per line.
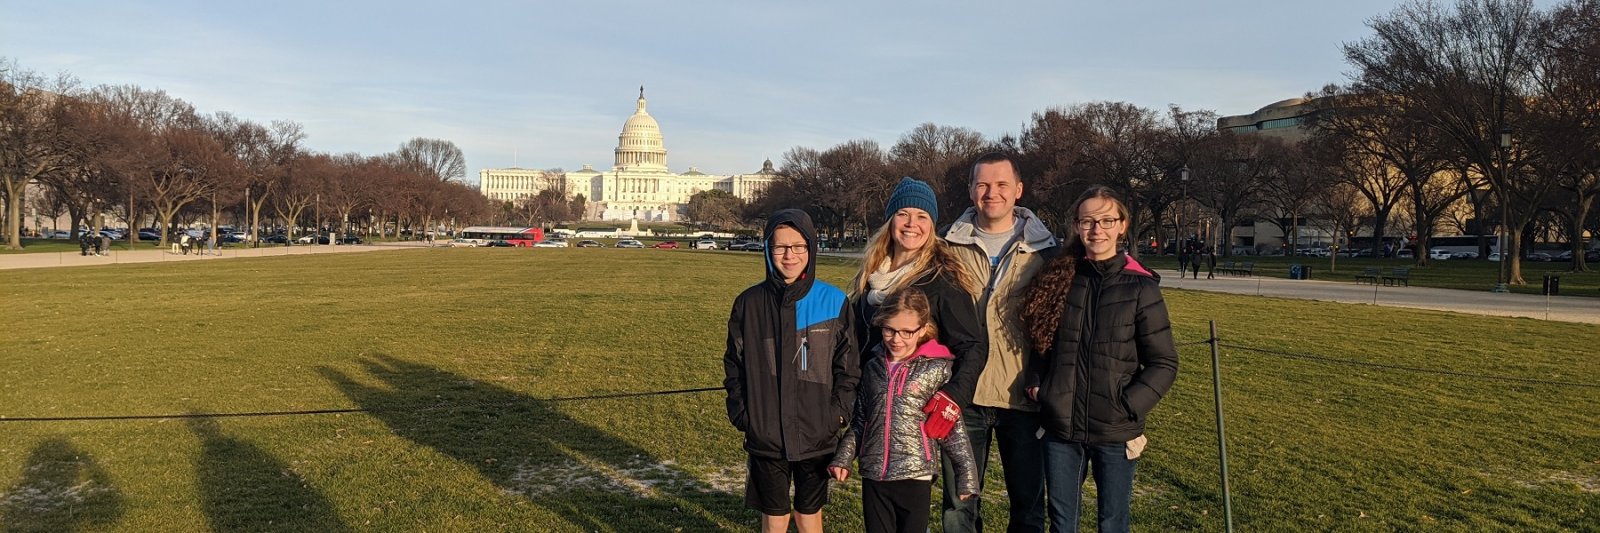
left=456, top=226, right=545, bottom=247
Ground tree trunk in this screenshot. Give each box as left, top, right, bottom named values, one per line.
left=3, top=179, right=22, bottom=250
left=1571, top=194, right=1593, bottom=272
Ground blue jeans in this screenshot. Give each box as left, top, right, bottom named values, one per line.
left=1043, top=435, right=1135, bottom=533
left=941, top=406, right=1048, bottom=533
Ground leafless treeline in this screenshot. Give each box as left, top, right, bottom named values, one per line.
left=743, top=0, right=1597, bottom=281
left=0, top=62, right=485, bottom=250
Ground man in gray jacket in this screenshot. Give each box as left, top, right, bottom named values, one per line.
left=940, top=152, right=1057, bottom=533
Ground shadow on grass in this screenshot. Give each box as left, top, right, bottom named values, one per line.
left=318, top=355, right=746, bottom=530
left=0, top=437, right=124, bottom=532
left=188, top=417, right=351, bottom=532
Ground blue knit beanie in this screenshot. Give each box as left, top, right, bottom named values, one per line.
left=884, top=176, right=938, bottom=222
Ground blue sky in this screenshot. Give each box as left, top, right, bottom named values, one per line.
left=5, top=0, right=1438, bottom=183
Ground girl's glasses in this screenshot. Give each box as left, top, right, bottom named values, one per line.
left=880, top=325, right=923, bottom=340
left=1075, top=217, right=1123, bottom=230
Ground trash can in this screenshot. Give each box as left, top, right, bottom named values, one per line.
left=1543, top=273, right=1560, bottom=295
left=1301, top=264, right=1312, bottom=280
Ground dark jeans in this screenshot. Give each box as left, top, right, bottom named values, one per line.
left=941, top=405, right=1048, bottom=533
left=1043, top=435, right=1135, bottom=533
left=862, top=478, right=932, bottom=533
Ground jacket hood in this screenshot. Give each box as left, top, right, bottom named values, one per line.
left=763, top=209, right=818, bottom=298
left=911, top=339, right=954, bottom=360
left=945, top=206, right=1058, bottom=253
left=1123, top=253, right=1156, bottom=279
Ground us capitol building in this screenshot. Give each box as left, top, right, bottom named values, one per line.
left=478, top=88, right=777, bottom=221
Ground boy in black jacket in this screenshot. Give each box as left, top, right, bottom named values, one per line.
left=724, top=209, right=858, bottom=533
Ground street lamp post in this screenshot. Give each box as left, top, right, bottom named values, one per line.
left=1179, top=166, right=1190, bottom=255
left=1492, top=127, right=1511, bottom=293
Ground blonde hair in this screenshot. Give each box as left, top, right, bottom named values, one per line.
left=872, top=288, right=940, bottom=345
left=849, top=218, right=979, bottom=298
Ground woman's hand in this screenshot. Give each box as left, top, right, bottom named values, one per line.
left=827, top=466, right=850, bottom=482
left=959, top=492, right=975, bottom=501
left=1026, top=387, right=1039, bottom=402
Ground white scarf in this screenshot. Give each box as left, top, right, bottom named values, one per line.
left=866, top=259, right=915, bottom=306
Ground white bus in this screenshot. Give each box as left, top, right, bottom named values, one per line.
left=1425, top=235, right=1502, bottom=258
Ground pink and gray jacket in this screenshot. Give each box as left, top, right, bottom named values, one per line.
left=829, top=339, right=978, bottom=494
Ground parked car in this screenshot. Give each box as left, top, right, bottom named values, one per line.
left=692, top=238, right=718, bottom=250
left=735, top=241, right=765, bottom=252
left=1451, top=251, right=1479, bottom=259
left=485, top=239, right=516, bottom=247
left=576, top=240, right=603, bottom=248
left=1525, top=251, right=1552, bottom=262
left=532, top=240, right=565, bottom=248
left=448, top=238, right=479, bottom=247
left=263, top=234, right=289, bottom=244
left=653, top=240, right=679, bottom=249
left=1487, top=252, right=1502, bottom=261
left=136, top=230, right=162, bottom=241
left=1396, top=249, right=1414, bottom=259
left=295, top=234, right=333, bottom=244
left=339, top=235, right=364, bottom=245
left=615, top=239, right=644, bottom=248
left=1428, top=248, right=1453, bottom=261
left=1585, top=249, right=1600, bottom=262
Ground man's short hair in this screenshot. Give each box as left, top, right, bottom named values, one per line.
left=969, top=151, right=1023, bottom=185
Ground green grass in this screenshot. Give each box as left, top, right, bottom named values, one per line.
left=0, top=250, right=1595, bottom=531
left=1138, top=254, right=1600, bottom=297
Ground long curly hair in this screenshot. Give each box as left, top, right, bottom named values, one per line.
left=1021, top=185, right=1128, bottom=352
left=849, top=218, right=980, bottom=299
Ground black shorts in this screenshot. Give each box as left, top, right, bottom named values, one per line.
left=745, top=455, right=831, bottom=516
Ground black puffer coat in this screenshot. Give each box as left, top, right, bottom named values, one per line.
left=724, top=209, right=860, bottom=461
left=1029, top=253, right=1178, bottom=444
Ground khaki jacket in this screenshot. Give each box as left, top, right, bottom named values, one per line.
left=943, top=207, right=1058, bottom=411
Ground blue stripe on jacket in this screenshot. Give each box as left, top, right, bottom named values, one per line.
left=795, top=281, right=846, bottom=330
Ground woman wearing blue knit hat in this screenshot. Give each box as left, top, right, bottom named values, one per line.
left=841, top=176, right=988, bottom=520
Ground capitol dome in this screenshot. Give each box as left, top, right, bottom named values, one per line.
left=615, top=86, right=667, bottom=170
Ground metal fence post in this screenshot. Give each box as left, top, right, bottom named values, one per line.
left=1210, top=320, right=1235, bottom=532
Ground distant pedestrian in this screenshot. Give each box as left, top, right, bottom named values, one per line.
left=207, top=234, right=217, bottom=255
left=1190, top=250, right=1201, bottom=279
left=180, top=233, right=192, bottom=255
left=1206, top=250, right=1217, bottom=279
left=1177, top=245, right=1190, bottom=276
left=98, top=234, right=112, bottom=256
left=78, top=232, right=93, bottom=256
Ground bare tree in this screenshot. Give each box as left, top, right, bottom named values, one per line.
left=395, top=137, right=466, bottom=182
left=1345, top=0, right=1549, bottom=284
left=1188, top=133, right=1276, bottom=257
left=0, top=62, right=79, bottom=249
left=1530, top=0, right=1600, bottom=271
left=888, top=123, right=987, bottom=222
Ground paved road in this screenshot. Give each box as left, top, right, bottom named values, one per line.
left=0, top=241, right=432, bottom=271
left=1157, top=270, right=1600, bottom=325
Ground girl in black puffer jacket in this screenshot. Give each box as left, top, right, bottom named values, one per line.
left=1021, top=185, right=1179, bottom=533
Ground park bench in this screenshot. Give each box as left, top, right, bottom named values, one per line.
left=1235, top=262, right=1255, bottom=277
left=1355, top=267, right=1380, bottom=284
left=1382, top=267, right=1411, bottom=287
left=1217, top=261, right=1236, bottom=276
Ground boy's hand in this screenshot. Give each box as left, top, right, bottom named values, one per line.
left=1026, top=387, right=1039, bottom=402
left=827, top=466, right=849, bottom=482
left=958, top=492, right=975, bottom=501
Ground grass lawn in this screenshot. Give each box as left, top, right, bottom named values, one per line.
left=1137, top=253, right=1600, bottom=297
left=0, top=249, right=1595, bottom=531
